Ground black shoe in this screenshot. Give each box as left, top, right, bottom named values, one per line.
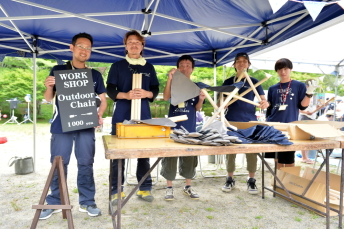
left=183, top=186, right=199, bottom=199
left=247, top=178, right=258, bottom=195
left=222, top=176, right=235, bottom=192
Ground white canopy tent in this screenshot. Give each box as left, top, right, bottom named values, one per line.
left=249, top=14, right=344, bottom=75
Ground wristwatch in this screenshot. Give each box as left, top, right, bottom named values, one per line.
left=305, top=93, right=313, bottom=98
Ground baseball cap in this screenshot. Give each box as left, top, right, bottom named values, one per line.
left=234, top=52, right=250, bottom=63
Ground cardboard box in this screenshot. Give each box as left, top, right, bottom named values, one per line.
left=291, top=120, right=344, bottom=130
left=229, top=121, right=342, bottom=140
left=116, top=123, right=171, bottom=139
left=273, top=166, right=343, bottom=216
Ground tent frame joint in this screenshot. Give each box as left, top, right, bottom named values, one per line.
left=141, top=30, right=152, bottom=37
left=261, top=21, right=268, bottom=27
left=141, top=8, right=152, bottom=14
left=261, top=40, right=269, bottom=45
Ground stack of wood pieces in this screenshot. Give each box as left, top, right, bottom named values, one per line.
left=131, top=73, right=142, bottom=120
left=170, top=126, right=242, bottom=146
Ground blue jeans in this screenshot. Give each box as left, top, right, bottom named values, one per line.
left=46, top=129, right=96, bottom=206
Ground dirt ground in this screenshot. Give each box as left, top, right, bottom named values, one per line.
left=0, top=124, right=342, bottom=229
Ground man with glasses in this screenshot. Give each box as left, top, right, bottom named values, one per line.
left=40, top=33, right=107, bottom=220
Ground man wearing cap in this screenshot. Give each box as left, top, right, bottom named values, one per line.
left=221, top=52, right=269, bottom=195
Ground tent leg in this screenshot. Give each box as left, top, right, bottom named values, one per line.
left=33, top=39, right=37, bottom=173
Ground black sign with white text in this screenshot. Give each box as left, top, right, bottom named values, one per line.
left=54, top=69, right=98, bottom=132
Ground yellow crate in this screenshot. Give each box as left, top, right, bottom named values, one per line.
left=116, top=123, right=171, bottom=138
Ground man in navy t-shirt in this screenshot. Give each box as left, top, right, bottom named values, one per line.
left=161, top=55, right=205, bottom=201
left=41, top=33, right=107, bottom=220
left=265, top=58, right=318, bottom=169
left=221, top=52, right=269, bottom=195
left=106, top=30, right=159, bottom=204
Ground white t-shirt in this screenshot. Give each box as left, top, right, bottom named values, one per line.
left=300, top=105, right=317, bottom=120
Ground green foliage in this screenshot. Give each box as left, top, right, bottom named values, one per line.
left=0, top=56, right=339, bottom=121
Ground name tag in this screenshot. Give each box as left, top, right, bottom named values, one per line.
left=279, top=104, right=288, bottom=111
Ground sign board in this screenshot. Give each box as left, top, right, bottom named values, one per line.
left=54, top=69, right=98, bottom=132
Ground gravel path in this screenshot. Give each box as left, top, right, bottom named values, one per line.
left=0, top=124, right=339, bottom=229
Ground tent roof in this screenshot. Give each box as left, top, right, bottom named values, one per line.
left=0, top=0, right=344, bottom=67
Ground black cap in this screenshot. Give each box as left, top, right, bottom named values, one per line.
left=235, top=52, right=250, bottom=62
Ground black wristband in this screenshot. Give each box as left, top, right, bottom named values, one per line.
left=305, top=93, right=313, bottom=98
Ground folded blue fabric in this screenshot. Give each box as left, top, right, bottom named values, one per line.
left=226, top=125, right=293, bottom=145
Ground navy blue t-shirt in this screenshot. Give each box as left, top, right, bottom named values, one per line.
left=168, top=96, right=200, bottom=132
left=49, top=65, right=106, bottom=134
left=222, top=76, right=264, bottom=122
left=266, top=80, right=306, bottom=123
left=107, top=59, right=159, bottom=124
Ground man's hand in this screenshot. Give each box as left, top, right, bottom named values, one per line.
left=306, top=80, right=318, bottom=94
left=97, top=113, right=104, bottom=126
left=259, top=100, right=269, bottom=109
left=44, top=76, right=55, bottom=89
left=133, top=88, right=150, bottom=99
left=167, top=68, right=177, bottom=81
left=199, top=90, right=206, bottom=100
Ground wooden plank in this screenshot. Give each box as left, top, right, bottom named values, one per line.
left=137, top=74, right=142, bottom=120
left=130, top=74, right=136, bottom=120
left=103, top=135, right=340, bottom=159
left=168, top=115, right=188, bottom=122
left=32, top=205, right=73, bottom=209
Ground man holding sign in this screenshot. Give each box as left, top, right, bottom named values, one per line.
left=40, top=33, right=106, bottom=220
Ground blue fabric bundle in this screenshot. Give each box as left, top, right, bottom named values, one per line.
left=227, top=125, right=293, bottom=146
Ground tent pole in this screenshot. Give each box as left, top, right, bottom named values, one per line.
left=334, top=65, right=340, bottom=121
left=223, top=65, right=226, bottom=82
left=213, top=51, right=217, bottom=104
left=33, top=37, right=37, bottom=173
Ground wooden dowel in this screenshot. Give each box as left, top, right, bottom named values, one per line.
left=227, top=76, right=270, bottom=106
left=220, top=92, right=224, bottom=123
left=309, top=97, right=335, bottom=115
left=225, top=94, right=260, bottom=106
left=200, top=89, right=237, bottom=130
left=202, top=88, right=239, bottom=130
left=235, top=70, right=245, bottom=82
left=244, top=71, right=262, bottom=102
left=201, top=89, right=217, bottom=108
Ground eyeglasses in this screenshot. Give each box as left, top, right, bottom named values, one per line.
left=75, top=44, right=92, bottom=52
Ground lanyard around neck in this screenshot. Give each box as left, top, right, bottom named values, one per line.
left=279, top=80, right=292, bottom=104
